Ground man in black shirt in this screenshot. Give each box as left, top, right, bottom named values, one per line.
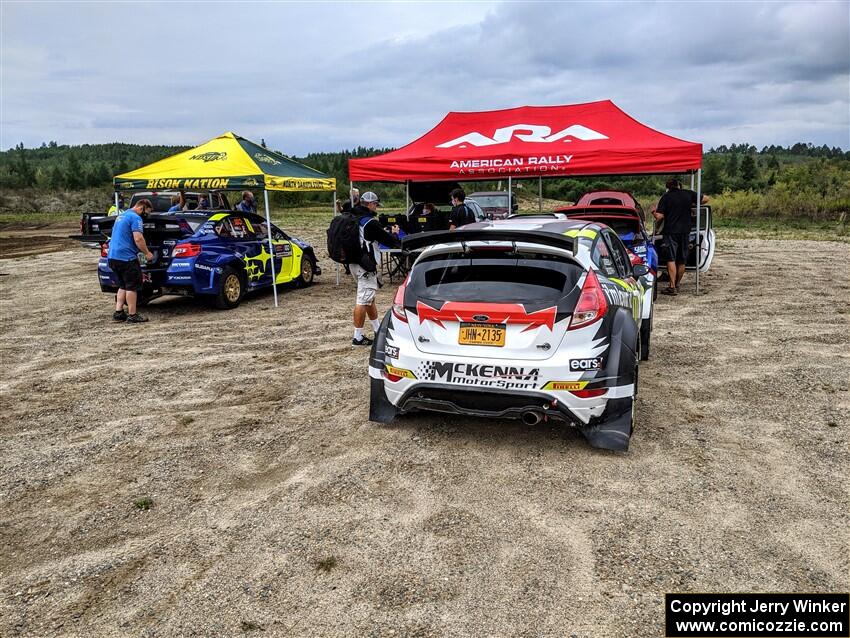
left=448, top=188, right=476, bottom=229
left=349, top=191, right=401, bottom=346
left=653, top=178, right=709, bottom=294
left=341, top=188, right=360, bottom=213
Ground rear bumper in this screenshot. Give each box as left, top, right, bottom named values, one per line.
left=396, top=383, right=579, bottom=423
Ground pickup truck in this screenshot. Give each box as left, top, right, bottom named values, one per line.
left=71, top=191, right=231, bottom=247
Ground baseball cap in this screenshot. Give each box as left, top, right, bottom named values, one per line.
left=361, top=191, right=381, bottom=206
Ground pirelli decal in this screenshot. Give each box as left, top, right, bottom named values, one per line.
left=385, top=365, right=417, bottom=380
left=542, top=381, right=589, bottom=391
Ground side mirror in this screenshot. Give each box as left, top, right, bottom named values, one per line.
left=632, top=263, right=649, bottom=278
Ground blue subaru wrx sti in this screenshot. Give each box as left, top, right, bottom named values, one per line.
left=97, top=211, right=320, bottom=309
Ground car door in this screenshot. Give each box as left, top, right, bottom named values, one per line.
left=247, top=214, right=294, bottom=284
left=603, top=230, right=642, bottom=323
left=223, top=215, right=267, bottom=287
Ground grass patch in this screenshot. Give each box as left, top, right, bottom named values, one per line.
left=315, top=556, right=338, bottom=573
left=0, top=211, right=81, bottom=226
left=133, top=497, right=154, bottom=511
left=714, top=216, right=849, bottom=241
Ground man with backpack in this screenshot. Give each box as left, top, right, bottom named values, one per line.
left=448, top=188, right=476, bottom=229
left=327, top=191, right=400, bottom=346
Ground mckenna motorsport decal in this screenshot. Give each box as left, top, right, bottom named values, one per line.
left=570, top=357, right=604, bottom=371
left=437, top=124, right=609, bottom=148
left=416, top=361, right=540, bottom=389
left=384, top=345, right=400, bottom=359
left=253, top=152, right=281, bottom=166
left=190, top=151, right=227, bottom=162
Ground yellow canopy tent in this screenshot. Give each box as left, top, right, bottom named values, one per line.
left=114, top=132, right=336, bottom=307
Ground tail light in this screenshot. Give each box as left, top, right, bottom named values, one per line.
left=392, top=277, right=409, bottom=323
left=569, top=388, right=608, bottom=399
left=173, top=243, right=201, bottom=258
left=569, top=269, right=608, bottom=330
left=384, top=370, right=403, bottom=382
left=100, top=243, right=109, bottom=258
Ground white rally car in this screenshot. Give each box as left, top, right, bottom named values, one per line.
left=368, top=217, right=651, bottom=451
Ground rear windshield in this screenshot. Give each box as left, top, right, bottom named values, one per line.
left=411, top=253, right=582, bottom=304
left=601, top=218, right=641, bottom=236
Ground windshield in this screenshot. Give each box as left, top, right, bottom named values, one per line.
left=411, top=252, right=582, bottom=304
left=473, top=195, right=509, bottom=208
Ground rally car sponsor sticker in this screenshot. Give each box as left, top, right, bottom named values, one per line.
left=541, top=381, right=589, bottom=391
left=416, top=361, right=539, bottom=389
left=569, top=357, right=604, bottom=371
left=384, top=344, right=400, bottom=359
left=385, top=365, right=416, bottom=380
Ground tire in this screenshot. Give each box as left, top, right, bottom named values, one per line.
left=652, top=278, right=658, bottom=302
left=295, top=255, right=315, bottom=287
left=215, top=266, right=244, bottom=309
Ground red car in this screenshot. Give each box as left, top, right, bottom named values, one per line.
left=573, top=190, right=646, bottom=222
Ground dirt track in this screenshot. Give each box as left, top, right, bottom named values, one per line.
left=1, top=227, right=848, bottom=637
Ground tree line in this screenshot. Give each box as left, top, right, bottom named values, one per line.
left=1, top=140, right=848, bottom=211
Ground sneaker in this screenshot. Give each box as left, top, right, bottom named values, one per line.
left=352, top=335, right=373, bottom=346
left=112, top=310, right=127, bottom=322
left=126, top=313, right=149, bottom=323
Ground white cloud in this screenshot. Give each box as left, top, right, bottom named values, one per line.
left=1, top=1, right=847, bottom=152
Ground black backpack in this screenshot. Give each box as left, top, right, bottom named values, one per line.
left=326, top=212, right=363, bottom=264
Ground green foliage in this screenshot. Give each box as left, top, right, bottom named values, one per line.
left=0, top=142, right=190, bottom=190
left=740, top=155, right=757, bottom=182
left=1, top=140, right=847, bottom=223
left=725, top=153, right=739, bottom=179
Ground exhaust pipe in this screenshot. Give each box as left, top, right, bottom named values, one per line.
left=522, top=411, right=543, bottom=426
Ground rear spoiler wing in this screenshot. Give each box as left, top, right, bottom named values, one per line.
left=401, top=229, right=577, bottom=254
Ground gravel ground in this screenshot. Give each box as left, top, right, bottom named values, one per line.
left=1, top=228, right=848, bottom=637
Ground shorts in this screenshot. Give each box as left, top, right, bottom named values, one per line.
left=108, top=258, right=142, bottom=291
left=350, top=263, right=379, bottom=305
left=662, top=233, right=690, bottom=265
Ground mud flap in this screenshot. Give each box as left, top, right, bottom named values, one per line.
left=368, top=311, right=399, bottom=423
left=369, top=376, right=399, bottom=423
left=581, top=397, right=633, bottom=451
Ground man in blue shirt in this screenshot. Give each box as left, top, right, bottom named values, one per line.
left=235, top=190, right=256, bottom=213
left=107, top=199, right=154, bottom=323
left=167, top=191, right=186, bottom=212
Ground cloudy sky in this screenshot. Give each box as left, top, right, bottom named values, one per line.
left=2, top=1, right=848, bottom=154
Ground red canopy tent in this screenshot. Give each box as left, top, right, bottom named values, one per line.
left=349, top=100, right=701, bottom=181
left=348, top=99, right=705, bottom=290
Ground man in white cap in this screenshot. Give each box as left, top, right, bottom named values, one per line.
left=349, top=191, right=400, bottom=346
